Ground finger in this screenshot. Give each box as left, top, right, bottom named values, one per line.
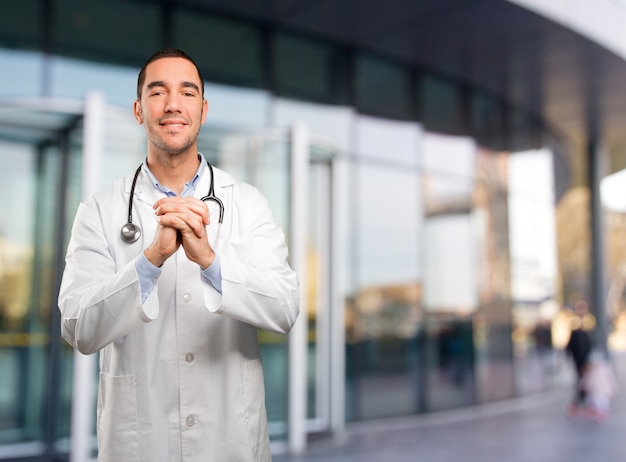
left=157, top=211, right=206, bottom=238
left=154, top=197, right=209, bottom=225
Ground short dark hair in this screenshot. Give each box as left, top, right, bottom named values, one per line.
left=136, top=48, right=205, bottom=100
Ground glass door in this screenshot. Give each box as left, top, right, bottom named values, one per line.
left=306, top=156, right=333, bottom=432
left=0, top=138, right=45, bottom=445
left=0, top=118, right=78, bottom=459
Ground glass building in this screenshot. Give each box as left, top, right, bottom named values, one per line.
left=2, top=0, right=626, bottom=460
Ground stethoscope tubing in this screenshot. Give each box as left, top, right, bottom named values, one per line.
left=120, top=160, right=224, bottom=246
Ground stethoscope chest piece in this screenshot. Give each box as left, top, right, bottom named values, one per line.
left=120, top=165, right=144, bottom=244
left=120, top=222, right=141, bottom=243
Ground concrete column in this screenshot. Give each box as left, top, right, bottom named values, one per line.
left=587, top=136, right=609, bottom=356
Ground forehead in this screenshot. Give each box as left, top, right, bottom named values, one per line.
left=143, top=57, right=201, bottom=87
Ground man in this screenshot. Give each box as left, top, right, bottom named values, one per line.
left=565, top=300, right=593, bottom=415
left=58, top=48, right=300, bottom=461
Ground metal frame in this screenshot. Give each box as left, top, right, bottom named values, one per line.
left=70, top=91, right=106, bottom=462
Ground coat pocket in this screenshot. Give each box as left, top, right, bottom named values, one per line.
left=97, top=373, right=139, bottom=462
left=241, top=358, right=270, bottom=456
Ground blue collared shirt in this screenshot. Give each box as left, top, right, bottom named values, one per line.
left=135, top=159, right=222, bottom=302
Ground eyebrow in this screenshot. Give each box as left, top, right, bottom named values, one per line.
left=146, top=80, right=200, bottom=93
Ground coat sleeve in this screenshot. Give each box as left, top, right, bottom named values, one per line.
left=203, top=185, right=300, bottom=333
left=58, top=198, right=159, bottom=355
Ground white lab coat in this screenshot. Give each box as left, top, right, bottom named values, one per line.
left=58, top=163, right=300, bottom=462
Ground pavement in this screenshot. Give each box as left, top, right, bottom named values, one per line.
left=274, top=353, right=626, bottom=462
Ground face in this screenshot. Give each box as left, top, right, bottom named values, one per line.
left=134, top=57, right=208, bottom=159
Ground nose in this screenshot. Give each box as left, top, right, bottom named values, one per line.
left=164, top=93, right=182, bottom=113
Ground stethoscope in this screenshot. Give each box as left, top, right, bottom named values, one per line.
left=120, top=160, right=224, bottom=247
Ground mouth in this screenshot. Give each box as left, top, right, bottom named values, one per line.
left=160, top=120, right=188, bottom=129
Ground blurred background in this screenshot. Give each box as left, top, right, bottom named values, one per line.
left=3, top=0, right=626, bottom=460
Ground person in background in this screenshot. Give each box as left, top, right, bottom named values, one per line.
left=58, top=48, right=300, bottom=461
left=579, top=351, right=618, bottom=421
left=565, top=300, right=593, bottom=416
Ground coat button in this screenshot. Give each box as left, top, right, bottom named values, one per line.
left=185, top=353, right=195, bottom=363
left=183, top=293, right=191, bottom=303
left=186, top=414, right=196, bottom=427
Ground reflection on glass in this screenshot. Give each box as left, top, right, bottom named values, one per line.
left=507, top=149, right=562, bottom=393
left=354, top=115, right=421, bottom=165
left=0, top=50, right=43, bottom=98
left=0, top=139, right=59, bottom=444
left=307, top=160, right=332, bottom=426
left=0, top=141, right=37, bottom=442
left=472, top=147, right=515, bottom=403
left=420, top=134, right=477, bottom=411
left=49, top=57, right=138, bottom=107
left=347, top=162, right=422, bottom=421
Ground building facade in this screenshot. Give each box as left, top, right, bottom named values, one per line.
left=1, top=0, right=626, bottom=460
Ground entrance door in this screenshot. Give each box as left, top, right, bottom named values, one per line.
left=0, top=105, right=81, bottom=458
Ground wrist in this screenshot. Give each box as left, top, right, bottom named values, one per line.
left=144, top=248, right=166, bottom=268
left=198, top=250, right=215, bottom=271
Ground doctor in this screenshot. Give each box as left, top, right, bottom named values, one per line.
left=58, top=48, right=300, bottom=461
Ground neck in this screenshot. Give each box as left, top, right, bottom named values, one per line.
left=147, top=151, right=200, bottom=194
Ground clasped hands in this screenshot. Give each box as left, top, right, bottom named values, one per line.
left=144, top=196, right=215, bottom=270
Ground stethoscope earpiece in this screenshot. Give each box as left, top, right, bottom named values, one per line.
left=121, top=160, right=224, bottom=247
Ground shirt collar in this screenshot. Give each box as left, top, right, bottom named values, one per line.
left=141, top=155, right=207, bottom=198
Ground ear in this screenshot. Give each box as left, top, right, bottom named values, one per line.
left=201, top=98, right=208, bottom=125
left=133, top=100, right=143, bottom=124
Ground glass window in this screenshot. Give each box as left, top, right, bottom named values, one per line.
left=509, top=110, right=541, bottom=153
left=422, top=132, right=475, bottom=179
left=508, top=149, right=560, bottom=394
left=0, top=49, right=44, bottom=97
left=0, top=1, right=41, bottom=50
left=470, top=92, right=504, bottom=150
left=46, top=141, right=76, bottom=449
left=346, top=162, right=422, bottom=421
left=204, top=82, right=271, bottom=128
left=421, top=204, right=476, bottom=411
left=422, top=214, right=476, bottom=312
left=419, top=75, right=464, bottom=135
left=0, top=141, right=39, bottom=443
left=355, top=54, right=413, bottom=120
left=174, top=11, right=264, bottom=88
left=274, top=33, right=333, bottom=102
left=601, top=170, right=626, bottom=354
left=49, top=56, right=137, bottom=106
left=473, top=147, right=515, bottom=403
left=420, top=133, right=478, bottom=411
left=354, top=115, right=421, bottom=166
left=0, top=137, right=65, bottom=446
left=273, top=98, right=353, bottom=153
left=52, top=0, right=160, bottom=64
